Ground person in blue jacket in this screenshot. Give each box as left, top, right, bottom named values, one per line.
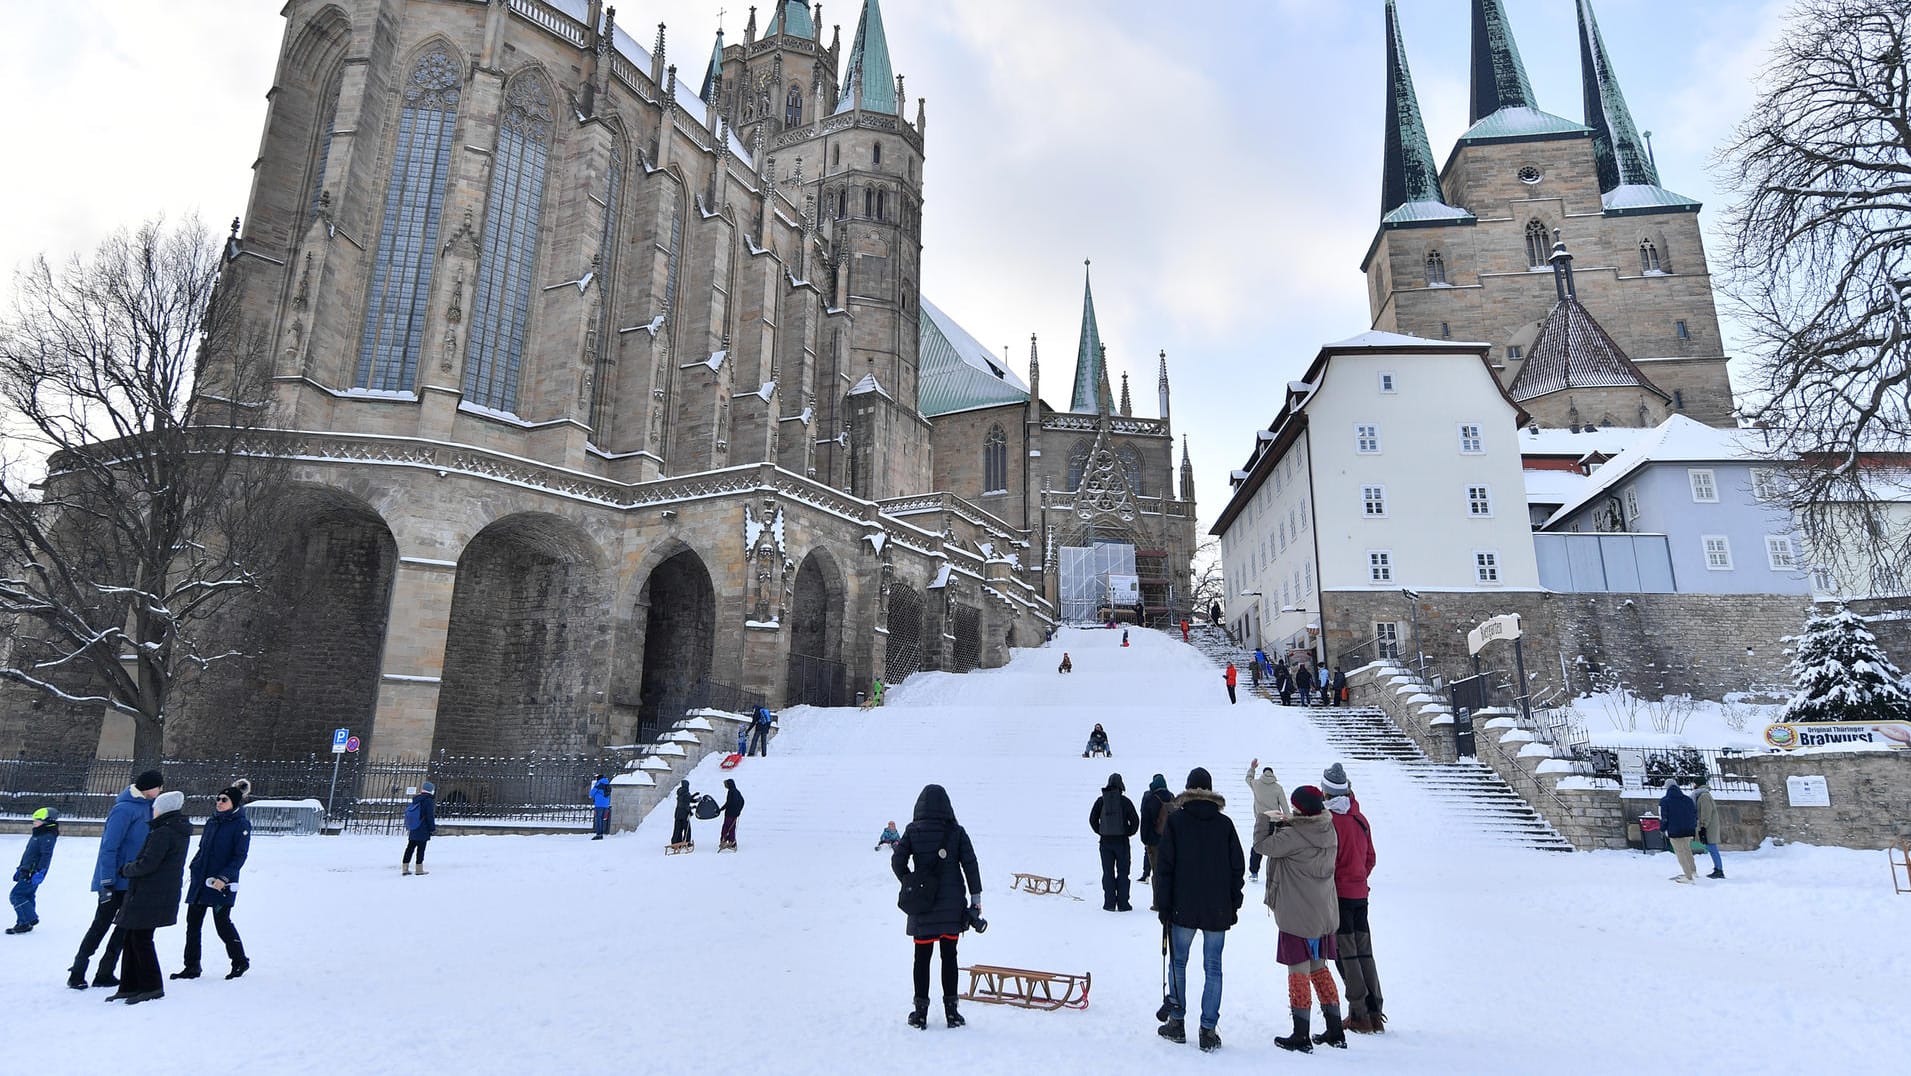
left=68, top=769, right=164, bottom=989
left=7, top=808, right=59, bottom=934
left=1659, top=779, right=1700, bottom=884
left=173, top=784, right=252, bottom=981
left=402, top=782, right=437, bottom=875
left=748, top=706, right=774, bottom=757
left=590, top=775, right=613, bottom=840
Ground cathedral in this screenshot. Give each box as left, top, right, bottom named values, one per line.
left=1, top=0, right=1195, bottom=763
left=1366, top=0, right=1736, bottom=430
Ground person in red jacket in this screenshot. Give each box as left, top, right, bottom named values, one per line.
left=1321, top=763, right=1383, bottom=1033
left=1223, top=663, right=1237, bottom=705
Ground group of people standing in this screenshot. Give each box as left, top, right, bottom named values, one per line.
left=1249, top=649, right=1348, bottom=708
left=1658, top=774, right=1726, bottom=883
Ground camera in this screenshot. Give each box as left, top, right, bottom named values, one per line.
left=965, top=906, right=988, bottom=934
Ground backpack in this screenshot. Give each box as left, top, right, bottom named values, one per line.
left=1098, top=792, right=1128, bottom=837
left=897, top=826, right=958, bottom=915
left=695, top=794, right=721, bottom=820
left=1153, top=791, right=1172, bottom=836
left=404, top=799, right=423, bottom=832
left=754, top=706, right=773, bottom=727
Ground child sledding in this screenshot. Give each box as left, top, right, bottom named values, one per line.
left=1083, top=724, right=1112, bottom=758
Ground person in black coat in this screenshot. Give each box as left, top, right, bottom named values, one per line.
left=1153, top=767, right=1246, bottom=1051
left=719, top=779, right=744, bottom=851
left=111, top=790, right=193, bottom=1004
left=670, top=781, right=694, bottom=847
left=891, top=784, right=982, bottom=1030
left=1138, top=773, right=1172, bottom=884
left=1087, top=773, right=1140, bottom=911
left=175, top=784, right=252, bottom=981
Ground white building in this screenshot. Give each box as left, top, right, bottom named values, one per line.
left=1212, top=332, right=1539, bottom=659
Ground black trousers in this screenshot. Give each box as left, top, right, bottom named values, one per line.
left=671, top=813, right=692, bottom=844
left=73, top=890, right=126, bottom=976
left=1226, top=684, right=1237, bottom=704
left=748, top=724, right=769, bottom=756
left=1099, top=841, right=1132, bottom=909
left=912, top=935, right=960, bottom=999
left=118, top=927, right=163, bottom=994
left=183, top=903, right=245, bottom=969
left=402, top=838, right=428, bottom=864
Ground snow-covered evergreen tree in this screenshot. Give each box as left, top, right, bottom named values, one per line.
left=1782, top=604, right=1911, bottom=723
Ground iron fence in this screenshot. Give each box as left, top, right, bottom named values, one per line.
left=787, top=652, right=851, bottom=707
left=1591, top=745, right=1763, bottom=797
left=640, top=677, right=767, bottom=740
left=0, top=755, right=346, bottom=822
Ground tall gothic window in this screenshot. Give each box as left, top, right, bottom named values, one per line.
left=356, top=45, right=461, bottom=392
left=463, top=76, right=556, bottom=413
left=836, top=189, right=846, bottom=220
left=1066, top=440, right=1093, bottom=490
left=662, top=185, right=684, bottom=323
left=1524, top=220, right=1549, bottom=268
left=1117, top=444, right=1144, bottom=496
left=785, top=85, right=802, bottom=127
left=875, top=189, right=886, bottom=222
left=589, top=140, right=625, bottom=439
left=983, top=426, right=1008, bottom=493
left=864, top=188, right=873, bottom=218
left=1639, top=238, right=1662, bottom=274
left=1425, top=250, right=1447, bottom=286
left=309, top=70, right=344, bottom=221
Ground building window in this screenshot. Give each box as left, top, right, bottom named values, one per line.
left=1688, top=469, right=1718, bottom=503
left=1765, top=535, right=1796, bottom=570
left=588, top=141, right=626, bottom=438
left=463, top=76, right=556, bottom=414
left=1506, top=345, right=1523, bottom=361
left=1525, top=219, right=1550, bottom=268
left=1751, top=468, right=1779, bottom=501
left=1458, top=423, right=1484, bottom=453
left=1303, top=561, right=1313, bottom=595
left=1368, top=550, right=1393, bottom=583
left=1281, top=579, right=1291, bottom=607
left=1440, top=321, right=1452, bottom=339
left=1676, top=320, right=1691, bottom=340
left=982, top=425, right=1008, bottom=493
left=1379, top=372, right=1396, bottom=393
left=1474, top=550, right=1501, bottom=583
left=1467, top=485, right=1493, bottom=517
left=1355, top=423, right=1381, bottom=454
left=1640, top=238, right=1662, bottom=274
left=1374, top=621, right=1400, bottom=659
left=1703, top=535, right=1734, bottom=571
left=1426, top=250, right=1447, bottom=286
left=1117, top=444, right=1144, bottom=495
left=836, top=189, right=846, bottom=219
left=1297, top=499, right=1308, bottom=528
left=832, top=143, right=840, bottom=167
left=1065, top=440, right=1093, bottom=490
left=876, top=189, right=886, bottom=222
left=1674, top=390, right=1686, bottom=410
left=864, top=188, right=873, bottom=217
left=1363, top=485, right=1387, bottom=517
left=356, top=44, right=463, bottom=393
left=874, top=142, right=882, bottom=165
left=1624, top=487, right=1639, bottom=522
left=308, top=70, right=344, bottom=221
left=785, top=84, right=803, bottom=127
left=1812, top=566, right=1835, bottom=592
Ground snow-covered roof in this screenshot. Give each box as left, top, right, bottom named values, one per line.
left=1459, top=106, right=1589, bottom=144
left=1602, top=184, right=1700, bottom=214
left=1518, top=424, right=1645, bottom=459
left=916, top=297, right=1029, bottom=417
left=1509, top=297, right=1668, bottom=403
left=1381, top=199, right=1475, bottom=226
left=1523, top=468, right=1590, bottom=506
left=1543, top=416, right=1781, bottom=527
left=848, top=373, right=889, bottom=398
left=1323, top=329, right=1488, bottom=351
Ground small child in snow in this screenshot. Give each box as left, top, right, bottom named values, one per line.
left=875, top=821, right=902, bottom=852
left=8, top=808, right=60, bottom=934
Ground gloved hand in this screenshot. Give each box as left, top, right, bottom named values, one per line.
left=99, top=886, right=117, bottom=902
left=11, top=869, right=25, bottom=883
left=1697, top=827, right=1709, bottom=843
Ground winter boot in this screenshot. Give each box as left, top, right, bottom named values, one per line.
left=92, top=971, right=120, bottom=989
left=1157, top=1017, right=1186, bottom=1043
left=1707, top=868, right=1726, bottom=879
left=413, top=866, right=429, bottom=876
left=944, top=998, right=966, bottom=1028
left=1274, top=1009, right=1314, bottom=1053
left=1343, top=1011, right=1375, bottom=1034
left=907, top=996, right=929, bottom=1030
left=401, top=863, right=412, bottom=875
left=1199, top=1027, right=1222, bottom=1052
left=1314, top=1005, right=1347, bottom=1049
left=124, top=989, right=163, bottom=1005
left=67, top=961, right=89, bottom=990
left=5, top=923, right=32, bottom=934
left=169, top=966, right=202, bottom=980
left=226, top=957, right=251, bottom=980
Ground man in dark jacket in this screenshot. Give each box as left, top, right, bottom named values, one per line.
left=719, top=779, right=745, bottom=851
left=892, top=784, right=983, bottom=1030
left=1659, top=780, right=1699, bottom=883
left=748, top=706, right=774, bottom=757
left=1153, top=767, right=1246, bottom=1052
left=1331, top=666, right=1348, bottom=707
left=1087, top=773, right=1140, bottom=911
left=69, top=769, right=164, bottom=989
left=1275, top=661, right=1293, bottom=706
left=176, top=785, right=252, bottom=980
left=8, top=808, right=58, bottom=934
left=1138, top=773, right=1171, bottom=884
left=111, top=789, right=192, bottom=1004
left=670, top=780, right=694, bottom=848
left=402, top=782, right=437, bottom=875
left=590, top=775, right=613, bottom=839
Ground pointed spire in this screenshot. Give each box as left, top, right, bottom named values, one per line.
left=1549, top=228, right=1577, bottom=303
left=745, top=6, right=757, bottom=45
left=1070, top=260, right=1105, bottom=414
left=1470, top=0, right=1537, bottom=123
left=1157, top=349, right=1170, bottom=424
left=699, top=27, right=726, bottom=106
left=1577, top=0, right=1660, bottom=192
left=1179, top=435, right=1195, bottom=503
left=766, top=0, right=815, bottom=39
left=1028, top=333, right=1041, bottom=403
left=1119, top=372, right=1132, bottom=417
left=1096, top=348, right=1114, bottom=419
left=1381, top=1, right=1463, bottom=221
left=836, top=0, right=897, bottom=115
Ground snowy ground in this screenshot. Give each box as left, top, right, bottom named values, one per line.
left=5, top=626, right=1907, bottom=1072
left=1571, top=688, right=1785, bottom=752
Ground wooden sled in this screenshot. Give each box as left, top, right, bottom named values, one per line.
left=961, top=964, right=1091, bottom=1011
left=1011, top=872, right=1065, bottom=895
left=720, top=753, right=742, bottom=769
left=665, top=842, right=695, bottom=855
left=1892, top=839, right=1911, bottom=895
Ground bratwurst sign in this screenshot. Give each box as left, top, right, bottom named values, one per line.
left=1763, top=722, right=1911, bottom=750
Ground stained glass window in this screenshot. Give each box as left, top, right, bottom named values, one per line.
left=464, top=76, right=556, bottom=413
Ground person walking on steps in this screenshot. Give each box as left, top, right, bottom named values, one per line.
left=1297, top=664, right=1313, bottom=707
left=1317, top=664, right=1332, bottom=707
left=1154, top=767, right=1246, bottom=1053
left=110, top=789, right=192, bottom=1004
left=719, top=778, right=745, bottom=851
left=1331, top=666, right=1348, bottom=708
left=1138, top=774, right=1171, bottom=885
left=1256, top=785, right=1344, bottom=1052
left=1694, top=772, right=1725, bottom=879
left=175, top=785, right=251, bottom=982
left=1245, top=760, right=1289, bottom=883
left=1181, top=619, right=1191, bottom=644
left=1088, top=773, right=1140, bottom=911
left=748, top=706, right=774, bottom=757
left=670, top=780, right=695, bottom=849
left=1223, top=663, right=1238, bottom=705
left=590, top=775, right=613, bottom=840
left=1659, top=779, right=1700, bottom=883
left=1322, top=764, right=1383, bottom=1033
left=892, top=784, right=983, bottom=1031
left=1275, top=661, right=1293, bottom=707
left=8, top=808, right=59, bottom=934
left=69, top=769, right=163, bottom=990
left=402, top=782, right=436, bottom=875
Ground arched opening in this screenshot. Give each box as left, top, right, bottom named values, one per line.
left=634, top=548, right=716, bottom=738
left=951, top=604, right=981, bottom=673
left=1524, top=219, right=1550, bottom=268
left=435, top=514, right=603, bottom=756
left=1639, top=238, right=1662, bottom=274
left=786, top=549, right=848, bottom=706
left=884, top=583, right=924, bottom=684
left=983, top=425, right=1008, bottom=493
left=785, top=84, right=803, bottom=127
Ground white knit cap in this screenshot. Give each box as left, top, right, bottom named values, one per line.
left=152, top=790, right=185, bottom=817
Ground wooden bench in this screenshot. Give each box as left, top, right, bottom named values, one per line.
left=961, top=964, right=1091, bottom=1011
left=1011, top=872, right=1065, bottom=895
left=1892, top=839, right=1911, bottom=895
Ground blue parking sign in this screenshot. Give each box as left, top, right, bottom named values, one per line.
left=332, top=727, right=350, bottom=754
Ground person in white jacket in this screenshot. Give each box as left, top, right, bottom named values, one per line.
left=1245, top=759, right=1288, bottom=883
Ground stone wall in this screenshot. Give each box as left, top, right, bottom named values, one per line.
left=1723, top=750, right=1911, bottom=850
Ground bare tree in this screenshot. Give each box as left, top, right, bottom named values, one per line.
left=1719, top=0, right=1911, bottom=584
left=1190, top=538, right=1225, bottom=620
left=0, top=217, right=285, bottom=764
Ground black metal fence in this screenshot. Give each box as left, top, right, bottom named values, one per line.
left=640, top=677, right=767, bottom=740
left=0, top=755, right=347, bottom=823
left=1585, top=745, right=1763, bottom=797
left=787, top=652, right=851, bottom=708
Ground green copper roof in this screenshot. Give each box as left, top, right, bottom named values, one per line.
left=765, top=1, right=816, bottom=40
left=1601, top=183, right=1701, bottom=215
left=699, top=28, right=725, bottom=105
left=1470, top=0, right=1537, bottom=123
left=835, top=0, right=897, bottom=115
left=918, top=297, right=1029, bottom=417
left=1459, top=105, right=1589, bottom=144
left=1577, top=0, right=1658, bottom=192
left=1070, top=265, right=1105, bottom=414
left=1381, top=0, right=1468, bottom=223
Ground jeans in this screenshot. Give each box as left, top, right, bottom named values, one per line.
left=592, top=806, right=611, bottom=836
left=1248, top=848, right=1263, bottom=877
left=1704, top=843, right=1723, bottom=871
left=1098, top=841, right=1131, bottom=909
left=1167, top=925, right=1226, bottom=1030
left=748, top=725, right=769, bottom=757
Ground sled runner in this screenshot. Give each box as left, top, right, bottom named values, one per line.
left=1011, top=872, right=1066, bottom=895
left=961, top=964, right=1091, bottom=1011
left=665, top=842, right=694, bottom=855
left=720, top=753, right=742, bottom=769
left=1893, top=839, right=1911, bottom=895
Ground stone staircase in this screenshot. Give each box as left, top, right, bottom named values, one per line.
left=607, top=709, right=770, bottom=830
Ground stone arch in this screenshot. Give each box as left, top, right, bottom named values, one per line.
left=884, top=582, right=925, bottom=684
left=632, top=544, right=717, bottom=738
left=433, top=512, right=606, bottom=756
left=951, top=604, right=982, bottom=673
left=786, top=547, right=848, bottom=706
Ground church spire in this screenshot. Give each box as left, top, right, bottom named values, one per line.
left=1070, top=261, right=1105, bottom=414
left=1118, top=372, right=1132, bottom=417
left=1027, top=334, right=1041, bottom=406
left=1381, top=0, right=1463, bottom=221
left=699, top=26, right=725, bottom=107
left=1157, top=350, right=1170, bottom=424
left=835, top=0, right=896, bottom=115
left=1577, top=0, right=1659, bottom=192
left=1469, top=0, right=1537, bottom=123
left=1179, top=435, right=1195, bottom=504
left=765, top=0, right=815, bottom=38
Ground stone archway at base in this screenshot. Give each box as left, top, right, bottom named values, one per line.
left=786, top=549, right=848, bottom=706
left=635, top=549, right=716, bottom=738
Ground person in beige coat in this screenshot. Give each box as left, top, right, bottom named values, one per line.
left=1254, top=785, right=1344, bottom=1053
left=1244, top=759, right=1288, bottom=883
left=1694, top=772, right=1725, bottom=879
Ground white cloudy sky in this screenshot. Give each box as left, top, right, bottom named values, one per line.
left=0, top=0, right=1790, bottom=530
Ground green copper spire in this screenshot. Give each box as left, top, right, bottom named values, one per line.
left=765, top=1, right=816, bottom=39
left=835, top=0, right=897, bottom=115
left=1070, top=262, right=1105, bottom=414
left=1577, top=0, right=1658, bottom=192
left=1381, top=0, right=1465, bottom=222
left=1470, top=0, right=1536, bottom=123
left=699, top=27, right=725, bottom=106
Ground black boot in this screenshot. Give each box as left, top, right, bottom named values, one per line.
left=1199, top=1026, right=1222, bottom=1052
left=226, top=958, right=251, bottom=980
left=170, top=966, right=202, bottom=980
left=907, top=996, right=929, bottom=1030
left=1707, top=868, right=1725, bottom=879
left=1314, top=1004, right=1347, bottom=1048
left=944, top=998, right=966, bottom=1028
left=1157, top=1017, right=1186, bottom=1043
left=67, top=961, right=89, bottom=990
left=1275, top=1008, right=1314, bottom=1053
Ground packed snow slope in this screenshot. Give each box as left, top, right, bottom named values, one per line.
left=5, top=626, right=1908, bottom=1072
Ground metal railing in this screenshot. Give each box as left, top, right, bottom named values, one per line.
left=1590, top=745, right=1763, bottom=797
left=787, top=652, right=851, bottom=708
left=0, top=755, right=344, bottom=822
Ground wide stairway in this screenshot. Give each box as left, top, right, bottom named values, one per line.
left=1189, top=626, right=1573, bottom=852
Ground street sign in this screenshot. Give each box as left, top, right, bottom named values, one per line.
left=345, top=736, right=361, bottom=754
left=331, top=727, right=349, bottom=755
left=1467, top=613, right=1523, bottom=655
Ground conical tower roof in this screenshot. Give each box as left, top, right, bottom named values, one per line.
left=1381, top=0, right=1470, bottom=225
left=835, top=0, right=897, bottom=115
left=1070, top=263, right=1106, bottom=414
left=765, top=1, right=816, bottom=39
left=699, top=28, right=725, bottom=105
left=1576, top=0, right=1700, bottom=214
left=1461, top=0, right=1588, bottom=144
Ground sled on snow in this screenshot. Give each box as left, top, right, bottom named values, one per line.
left=720, top=753, right=742, bottom=769
left=1893, top=839, right=1911, bottom=895
left=961, top=964, right=1091, bottom=1011
left=666, top=842, right=695, bottom=855
left=1011, top=872, right=1065, bottom=895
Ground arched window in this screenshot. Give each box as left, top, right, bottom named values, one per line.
left=785, top=84, right=802, bottom=127
left=1425, top=250, right=1447, bottom=286
left=1639, top=238, right=1662, bottom=274
left=463, top=76, right=556, bottom=413
left=1066, top=440, right=1094, bottom=490
left=876, top=189, right=886, bottom=222
left=864, top=188, right=873, bottom=218
left=983, top=426, right=1008, bottom=493
left=1524, top=220, right=1550, bottom=268
left=874, top=142, right=882, bottom=166
left=832, top=143, right=840, bottom=167
left=309, top=69, right=344, bottom=220
left=356, top=44, right=462, bottom=392
left=1117, top=444, right=1144, bottom=496
left=835, top=189, right=846, bottom=220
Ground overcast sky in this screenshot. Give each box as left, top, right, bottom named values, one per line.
left=0, top=0, right=1791, bottom=531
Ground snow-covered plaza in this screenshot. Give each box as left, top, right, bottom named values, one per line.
left=4, top=626, right=1906, bottom=1072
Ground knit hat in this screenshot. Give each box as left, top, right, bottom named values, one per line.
left=1290, top=785, right=1326, bottom=816
left=1185, top=767, right=1213, bottom=791
left=31, top=807, right=58, bottom=823
left=1149, top=773, right=1167, bottom=793
left=152, top=790, right=185, bottom=817
left=420, top=781, right=436, bottom=794
left=219, top=785, right=247, bottom=806
left=134, top=769, right=165, bottom=791
left=1322, top=763, right=1351, bottom=796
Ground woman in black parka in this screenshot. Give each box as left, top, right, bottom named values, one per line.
left=112, top=789, right=193, bottom=1004
left=891, top=784, right=982, bottom=1030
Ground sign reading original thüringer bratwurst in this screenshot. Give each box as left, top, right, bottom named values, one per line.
left=1763, top=722, right=1911, bottom=750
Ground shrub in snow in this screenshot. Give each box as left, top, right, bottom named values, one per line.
left=1782, top=604, right=1911, bottom=723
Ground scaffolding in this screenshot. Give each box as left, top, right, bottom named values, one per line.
left=1059, top=542, right=1137, bottom=622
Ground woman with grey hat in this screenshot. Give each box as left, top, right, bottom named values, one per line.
left=110, top=789, right=193, bottom=1004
